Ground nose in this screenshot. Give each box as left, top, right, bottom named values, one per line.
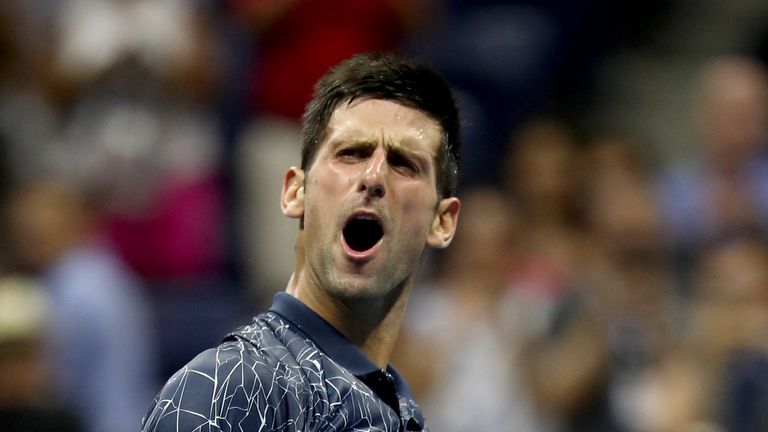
left=359, top=148, right=386, bottom=198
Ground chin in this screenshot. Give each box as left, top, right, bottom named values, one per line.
left=331, top=280, right=387, bottom=300
left=328, top=272, right=408, bottom=305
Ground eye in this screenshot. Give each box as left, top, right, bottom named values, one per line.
left=388, top=152, right=417, bottom=174
left=336, top=146, right=367, bottom=162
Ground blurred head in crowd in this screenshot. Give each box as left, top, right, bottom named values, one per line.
left=440, top=186, right=518, bottom=279
left=5, top=181, right=94, bottom=273
left=692, top=56, right=768, bottom=168
left=696, top=233, right=768, bottom=306
left=585, top=132, right=652, bottom=182
left=0, top=276, right=48, bottom=407
left=691, top=232, right=768, bottom=357
left=584, top=133, right=665, bottom=259
left=501, top=117, right=581, bottom=226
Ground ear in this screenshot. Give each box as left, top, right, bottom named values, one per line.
left=281, top=167, right=305, bottom=219
left=426, top=197, right=461, bottom=249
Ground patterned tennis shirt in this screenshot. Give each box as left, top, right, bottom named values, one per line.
left=141, top=293, right=427, bottom=431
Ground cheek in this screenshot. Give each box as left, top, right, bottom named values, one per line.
left=311, top=164, right=356, bottom=194
left=303, top=168, right=348, bottom=230
left=399, top=189, right=438, bottom=234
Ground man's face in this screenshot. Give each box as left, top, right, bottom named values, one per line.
left=284, top=98, right=458, bottom=301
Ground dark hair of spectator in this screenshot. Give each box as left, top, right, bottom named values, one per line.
left=301, top=51, right=461, bottom=197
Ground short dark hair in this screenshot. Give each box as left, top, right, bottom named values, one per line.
left=301, top=52, right=461, bottom=197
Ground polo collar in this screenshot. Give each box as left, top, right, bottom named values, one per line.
left=268, top=292, right=415, bottom=399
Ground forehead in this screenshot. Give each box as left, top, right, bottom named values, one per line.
left=323, top=99, right=442, bottom=154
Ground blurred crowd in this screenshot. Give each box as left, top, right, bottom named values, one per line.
left=0, top=1, right=767, bottom=432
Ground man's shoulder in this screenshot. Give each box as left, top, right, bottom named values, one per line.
left=176, top=312, right=294, bottom=372
left=141, top=312, right=327, bottom=431
left=159, top=311, right=318, bottom=395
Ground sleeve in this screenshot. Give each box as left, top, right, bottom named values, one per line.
left=141, top=339, right=302, bottom=432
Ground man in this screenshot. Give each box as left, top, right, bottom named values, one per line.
left=658, top=56, right=768, bottom=263
left=6, top=181, right=155, bottom=432
left=141, top=52, right=461, bottom=431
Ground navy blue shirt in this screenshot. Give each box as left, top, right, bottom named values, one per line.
left=141, top=293, right=426, bottom=431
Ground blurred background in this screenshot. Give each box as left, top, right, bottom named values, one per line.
left=1, top=0, right=768, bottom=431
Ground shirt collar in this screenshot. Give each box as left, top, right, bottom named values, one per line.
left=268, top=292, right=415, bottom=398
left=269, top=292, right=380, bottom=375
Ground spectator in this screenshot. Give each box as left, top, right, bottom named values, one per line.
left=395, top=187, right=549, bottom=432
left=523, top=135, right=680, bottom=432
left=5, top=180, right=156, bottom=432
left=657, top=56, right=768, bottom=289
left=500, top=117, right=587, bottom=314
left=0, top=275, right=82, bottom=431
left=47, top=0, right=225, bottom=281
left=689, top=233, right=768, bottom=431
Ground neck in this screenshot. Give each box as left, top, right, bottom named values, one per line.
left=285, top=240, right=411, bottom=368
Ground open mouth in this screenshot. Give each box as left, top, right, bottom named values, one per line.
left=342, top=215, right=384, bottom=253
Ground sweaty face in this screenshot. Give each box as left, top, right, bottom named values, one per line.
left=300, top=99, right=444, bottom=301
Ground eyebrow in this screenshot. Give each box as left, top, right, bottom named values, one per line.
left=386, top=141, right=431, bottom=168
left=331, top=138, right=376, bottom=151
left=333, top=137, right=433, bottom=167
left=331, top=133, right=406, bottom=150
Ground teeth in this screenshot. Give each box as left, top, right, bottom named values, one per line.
left=355, top=214, right=376, bottom=221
